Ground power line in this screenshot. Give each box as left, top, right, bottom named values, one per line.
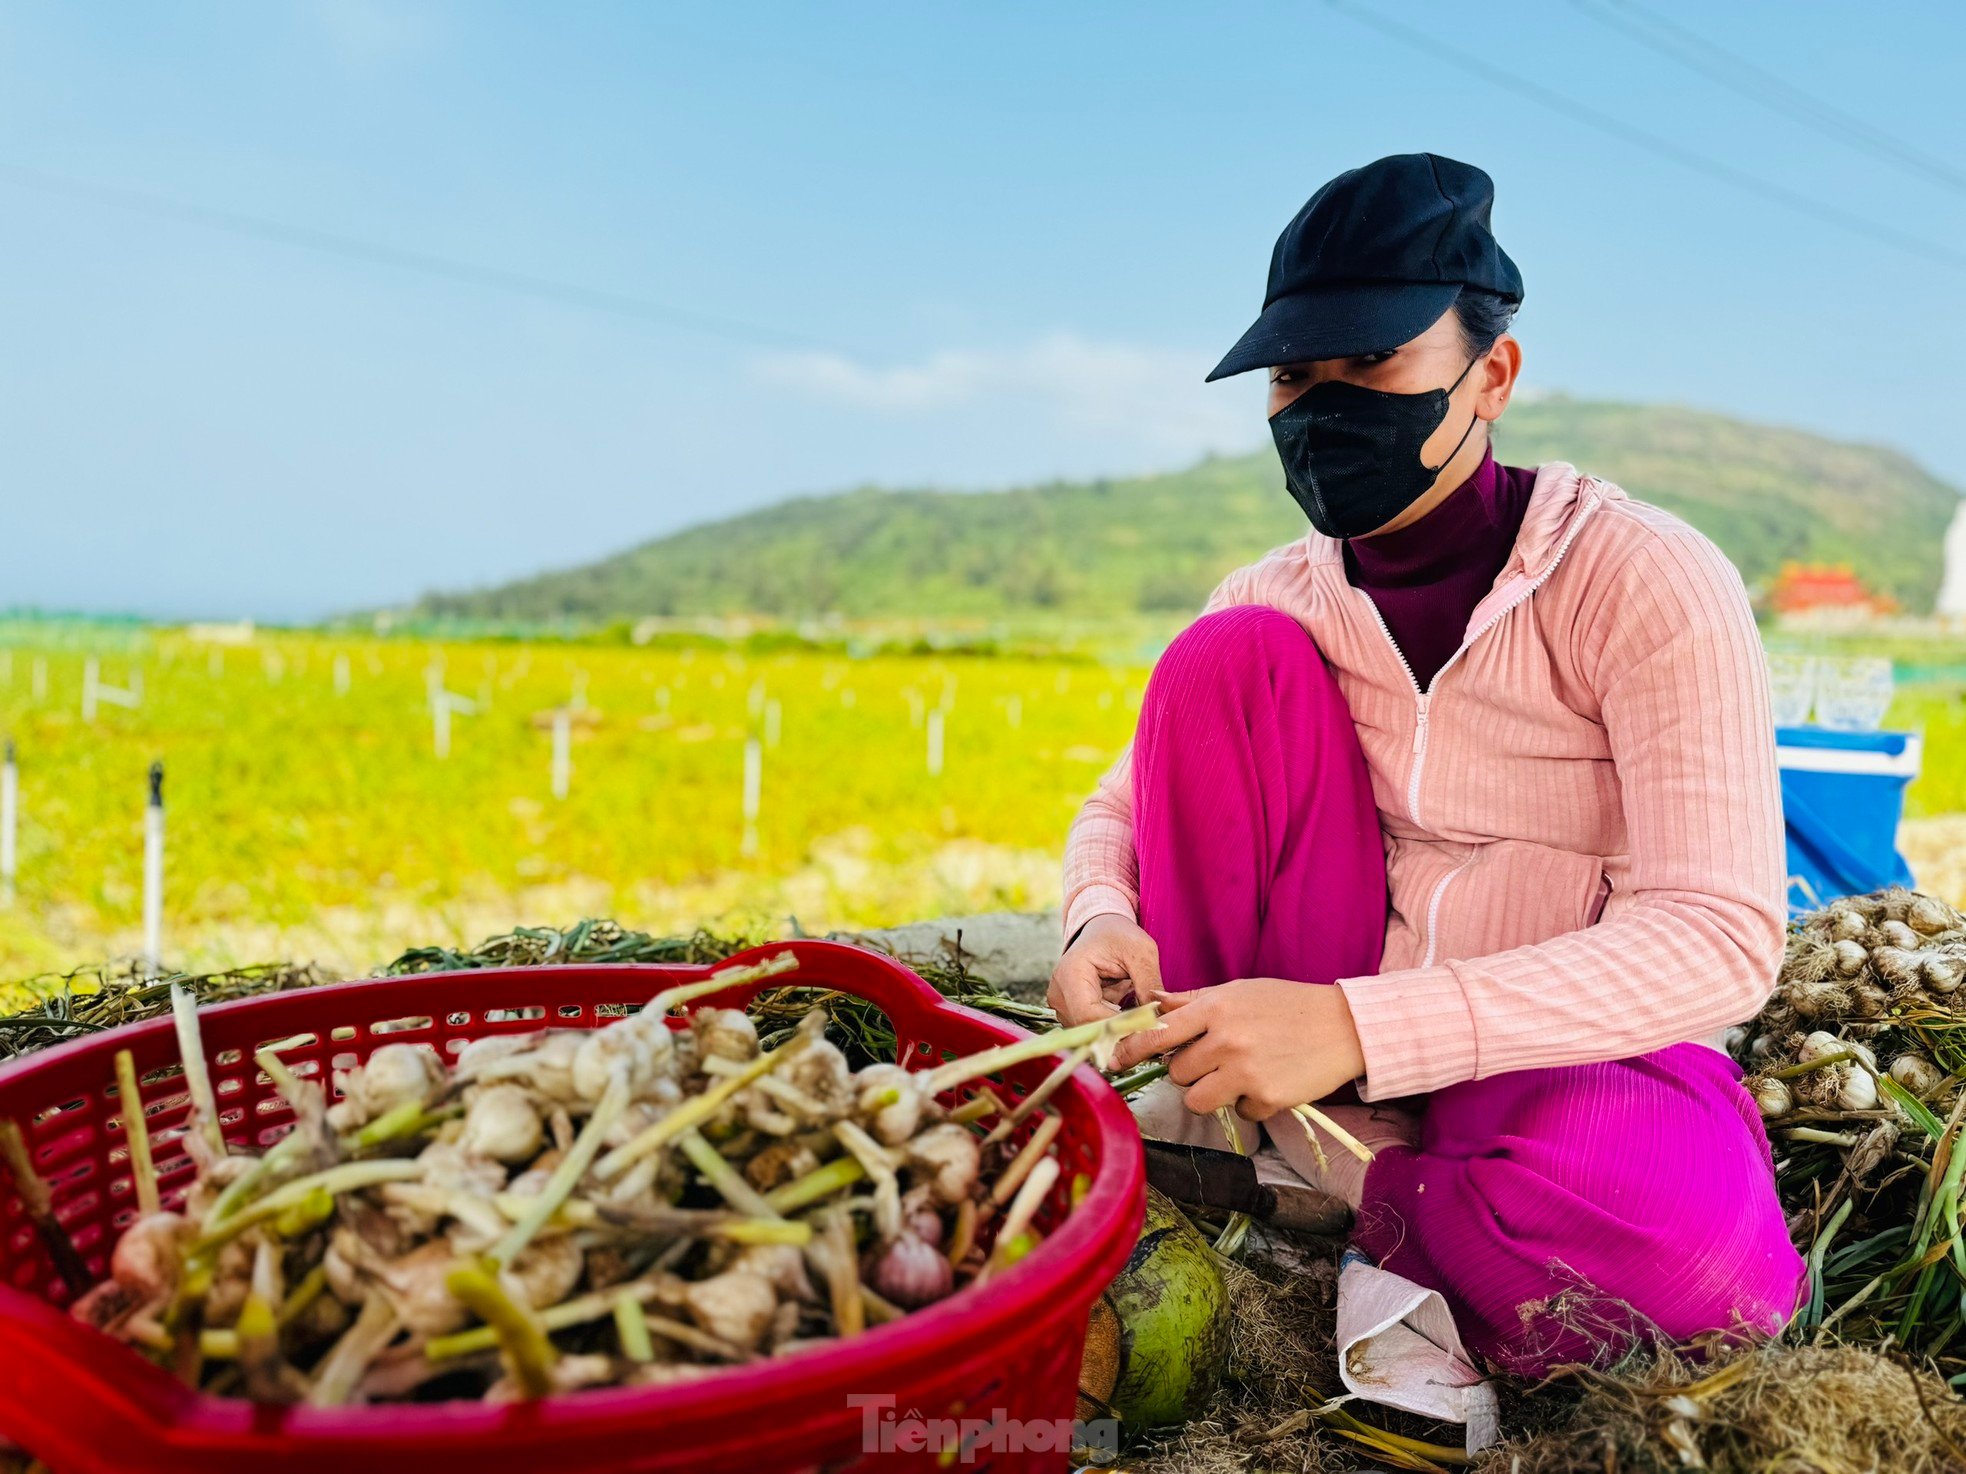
left=0, top=162, right=874, bottom=357
left=1323, top=0, right=1966, bottom=272
left=1573, top=0, right=1966, bottom=200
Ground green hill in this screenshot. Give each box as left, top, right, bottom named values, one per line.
left=420, top=399, right=1959, bottom=621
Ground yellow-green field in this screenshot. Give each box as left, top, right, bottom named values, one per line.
left=1, top=623, right=1962, bottom=986
left=0, top=628, right=1143, bottom=979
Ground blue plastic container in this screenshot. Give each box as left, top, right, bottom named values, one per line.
left=1776, top=725, right=1921, bottom=913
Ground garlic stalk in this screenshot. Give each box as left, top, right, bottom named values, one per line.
left=171, top=983, right=227, bottom=1159
left=833, top=1119, right=904, bottom=1238
left=594, top=1032, right=813, bottom=1181
left=984, top=1045, right=1092, bottom=1146
left=614, top=1294, right=655, bottom=1362
left=445, top=1259, right=558, bottom=1398
left=677, top=1128, right=781, bottom=1220
left=0, top=1119, right=91, bottom=1295
left=980, top=1155, right=1060, bottom=1284
left=763, top=1154, right=867, bottom=1215
left=193, top=1159, right=423, bottom=1253
left=924, top=1006, right=1159, bottom=1096
left=489, top=1067, right=631, bottom=1268
left=307, top=1292, right=400, bottom=1406
left=646, top=951, right=801, bottom=1017
left=1290, top=1103, right=1376, bottom=1165
left=988, top=1115, right=1064, bottom=1208
left=115, top=1048, right=161, bottom=1217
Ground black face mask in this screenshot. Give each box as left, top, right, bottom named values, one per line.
left=1268, top=357, right=1481, bottom=539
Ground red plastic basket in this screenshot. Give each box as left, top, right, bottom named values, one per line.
left=0, top=940, right=1144, bottom=1474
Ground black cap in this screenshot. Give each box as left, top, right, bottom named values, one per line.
left=1207, top=152, right=1522, bottom=382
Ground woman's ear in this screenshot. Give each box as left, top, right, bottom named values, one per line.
left=1474, top=334, right=1522, bottom=423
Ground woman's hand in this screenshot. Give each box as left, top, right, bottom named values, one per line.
left=1048, top=914, right=1163, bottom=1028
left=1108, top=978, right=1366, bottom=1120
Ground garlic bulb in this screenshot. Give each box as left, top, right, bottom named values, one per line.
left=907, top=1124, right=982, bottom=1205
left=907, top=1205, right=944, bottom=1248
left=110, top=1212, right=192, bottom=1300
left=376, top=1241, right=470, bottom=1337
left=416, top=1138, right=509, bottom=1196
left=453, top=1033, right=534, bottom=1076
left=744, top=1140, right=820, bottom=1191
left=1752, top=1077, right=1793, bottom=1119
left=1827, top=908, right=1867, bottom=942
left=523, top=1032, right=586, bottom=1104
left=1799, top=1031, right=1873, bottom=1071
left=1870, top=946, right=1923, bottom=991
left=1877, top=920, right=1921, bottom=951
left=855, top=1063, right=924, bottom=1146
left=1835, top=1065, right=1879, bottom=1112
left=731, top=1242, right=814, bottom=1302
left=335, top=1043, right=445, bottom=1127
left=506, top=1235, right=583, bottom=1310
left=682, top=1269, right=778, bottom=1351
left=572, top=1019, right=668, bottom=1104
left=201, top=1237, right=255, bottom=1328
left=869, top=1233, right=955, bottom=1309
left=1922, top=955, right=1964, bottom=994
left=1798, top=1031, right=1843, bottom=1063
left=1788, top=979, right=1850, bottom=1019
left=783, top=1038, right=854, bottom=1114
left=1890, top=1054, right=1945, bottom=1096
left=506, top=1149, right=563, bottom=1201
left=1908, top=894, right=1953, bottom=936
left=1851, top=984, right=1891, bottom=1019
left=459, top=1085, right=545, bottom=1164
left=693, top=1008, right=759, bottom=1063
left=1831, top=940, right=1868, bottom=978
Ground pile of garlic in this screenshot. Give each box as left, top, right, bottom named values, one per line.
left=65, top=955, right=1155, bottom=1405
left=1735, top=888, right=1965, bottom=1126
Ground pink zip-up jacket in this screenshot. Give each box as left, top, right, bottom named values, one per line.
left=1063, top=462, right=1786, bottom=1101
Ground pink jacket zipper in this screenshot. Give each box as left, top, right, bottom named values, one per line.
left=1358, top=484, right=1603, bottom=965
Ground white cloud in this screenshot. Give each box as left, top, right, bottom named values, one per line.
left=753, top=333, right=1262, bottom=465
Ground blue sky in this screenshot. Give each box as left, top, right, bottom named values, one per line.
left=3, top=1, right=1962, bottom=621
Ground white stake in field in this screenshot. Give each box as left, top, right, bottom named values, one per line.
left=143, top=761, right=165, bottom=977
left=427, top=661, right=477, bottom=758
left=551, top=708, right=573, bottom=800
left=927, top=707, right=946, bottom=777
left=82, top=659, right=142, bottom=723
left=741, top=737, right=762, bottom=858
left=30, top=659, right=46, bottom=701
left=333, top=653, right=351, bottom=695
left=431, top=690, right=477, bottom=758
left=1, top=739, right=16, bottom=906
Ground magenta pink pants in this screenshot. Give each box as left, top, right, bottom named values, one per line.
left=1133, top=606, right=1805, bottom=1374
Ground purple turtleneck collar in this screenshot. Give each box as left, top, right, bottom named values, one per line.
left=1341, top=444, right=1539, bottom=690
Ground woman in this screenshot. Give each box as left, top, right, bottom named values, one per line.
left=1051, top=153, right=1805, bottom=1387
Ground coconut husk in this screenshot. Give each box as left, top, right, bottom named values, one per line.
left=1121, top=1240, right=1350, bottom=1473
